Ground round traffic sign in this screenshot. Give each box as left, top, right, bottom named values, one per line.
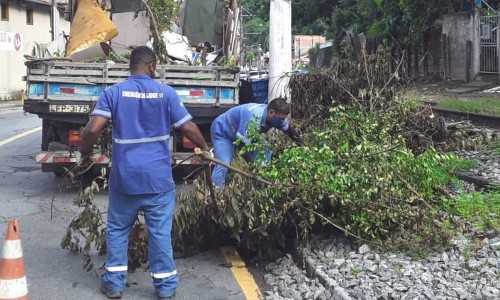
left=14, top=33, right=21, bottom=51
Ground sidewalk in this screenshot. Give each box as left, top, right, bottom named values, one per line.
left=0, top=100, right=22, bottom=111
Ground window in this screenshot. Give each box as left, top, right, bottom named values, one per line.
left=1, top=2, right=9, bottom=21
left=26, top=8, right=33, bottom=25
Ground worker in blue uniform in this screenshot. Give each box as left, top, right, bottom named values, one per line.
left=80, top=46, right=209, bottom=300
left=211, top=97, right=303, bottom=187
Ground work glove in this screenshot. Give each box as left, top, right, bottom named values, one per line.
left=293, top=135, right=304, bottom=146
left=203, top=148, right=214, bottom=159
left=286, top=126, right=304, bottom=146
left=195, top=147, right=214, bottom=160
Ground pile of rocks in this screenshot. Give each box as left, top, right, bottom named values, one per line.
left=264, top=235, right=500, bottom=300
left=456, top=149, right=500, bottom=185
left=263, top=254, right=341, bottom=300
left=262, top=126, right=500, bottom=299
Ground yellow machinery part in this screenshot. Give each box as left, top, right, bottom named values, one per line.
left=66, top=0, right=118, bottom=57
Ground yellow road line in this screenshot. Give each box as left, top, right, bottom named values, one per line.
left=0, top=127, right=42, bottom=148
left=221, top=246, right=262, bottom=300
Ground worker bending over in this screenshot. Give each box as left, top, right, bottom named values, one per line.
left=210, top=98, right=303, bottom=188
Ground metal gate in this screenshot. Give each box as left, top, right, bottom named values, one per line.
left=479, top=14, right=498, bottom=73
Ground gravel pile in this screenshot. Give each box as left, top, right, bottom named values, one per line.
left=264, top=234, right=500, bottom=300
left=263, top=254, right=332, bottom=300
left=263, top=131, right=500, bottom=299
left=456, top=150, right=500, bottom=184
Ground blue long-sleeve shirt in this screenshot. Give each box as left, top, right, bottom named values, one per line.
left=211, top=103, right=289, bottom=144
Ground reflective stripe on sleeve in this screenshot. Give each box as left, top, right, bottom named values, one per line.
left=92, top=109, right=112, bottom=118
left=173, top=115, right=192, bottom=128
left=114, top=135, right=169, bottom=144
left=151, top=270, right=177, bottom=279
left=106, top=265, right=128, bottom=272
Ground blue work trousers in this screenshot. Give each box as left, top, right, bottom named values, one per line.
left=211, top=134, right=271, bottom=187
left=102, top=189, right=178, bottom=298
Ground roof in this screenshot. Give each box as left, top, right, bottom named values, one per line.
left=30, top=0, right=69, bottom=3
left=19, top=0, right=68, bottom=13
left=23, top=0, right=68, bottom=5
left=17, top=0, right=68, bottom=14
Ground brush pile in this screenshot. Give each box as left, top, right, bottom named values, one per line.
left=174, top=52, right=484, bottom=258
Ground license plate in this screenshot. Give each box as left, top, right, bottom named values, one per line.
left=49, top=104, right=90, bottom=113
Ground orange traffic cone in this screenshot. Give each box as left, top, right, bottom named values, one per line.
left=0, top=219, right=28, bottom=300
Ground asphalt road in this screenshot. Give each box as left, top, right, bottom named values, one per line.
left=0, top=107, right=252, bottom=300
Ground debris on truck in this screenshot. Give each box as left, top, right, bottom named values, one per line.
left=23, top=0, right=242, bottom=175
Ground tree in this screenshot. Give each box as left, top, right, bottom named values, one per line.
left=243, top=18, right=270, bottom=51
left=329, top=0, right=471, bottom=59
left=241, top=0, right=471, bottom=61
left=291, top=0, right=336, bottom=35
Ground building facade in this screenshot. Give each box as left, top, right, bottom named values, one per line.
left=292, top=35, right=325, bottom=59
left=0, top=0, right=69, bottom=100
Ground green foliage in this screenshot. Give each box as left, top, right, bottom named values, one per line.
left=245, top=50, right=256, bottom=63
left=32, top=42, right=65, bottom=58
left=145, top=0, right=179, bottom=63
left=242, top=0, right=470, bottom=60
left=291, top=0, right=334, bottom=35
left=175, top=87, right=476, bottom=255
left=173, top=52, right=493, bottom=257
left=148, top=0, right=178, bottom=34
left=241, top=0, right=269, bottom=23
left=442, top=190, right=500, bottom=231
left=107, top=50, right=129, bottom=63
left=243, top=19, right=269, bottom=51
left=60, top=167, right=109, bottom=272
left=60, top=126, right=149, bottom=271
left=328, top=0, right=470, bottom=59
left=437, top=97, right=500, bottom=116
left=253, top=105, right=468, bottom=246
left=220, top=56, right=237, bottom=67
left=238, top=116, right=270, bottom=163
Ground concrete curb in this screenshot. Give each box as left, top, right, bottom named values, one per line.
left=0, top=101, right=22, bottom=111
left=303, top=256, right=351, bottom=300
left=295, top=245, right=351, bottom=300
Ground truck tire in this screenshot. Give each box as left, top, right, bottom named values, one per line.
left=41, top=119, right=52, bottom=151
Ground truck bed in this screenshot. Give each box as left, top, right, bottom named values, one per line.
left=24, top=60, right=239, bottom=105
left=23, top=59, right=240, bottom=173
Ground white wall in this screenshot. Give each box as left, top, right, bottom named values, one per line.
left=0, top=2, right=70, bottom=100
left=441, top=9, right=480, bottom=82
left=110, top=11, right=150, bottom=54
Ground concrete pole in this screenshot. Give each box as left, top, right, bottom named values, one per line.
left=50, top=0, right=59, bottom=41
left=268, top=0, right=292, bottom=102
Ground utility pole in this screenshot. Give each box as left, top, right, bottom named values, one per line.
left=50, top=0, right=58, bottom=41
left=268, top=0, right=292, bottom=101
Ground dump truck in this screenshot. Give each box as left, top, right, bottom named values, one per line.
left=23, top=0, right=242, bottom=175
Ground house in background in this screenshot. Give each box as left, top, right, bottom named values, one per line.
left=292, top=35, right=325, bottom=69
left=292, top=35, right=325, bottom=59
left=0, top=0, right=69, bottom=100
